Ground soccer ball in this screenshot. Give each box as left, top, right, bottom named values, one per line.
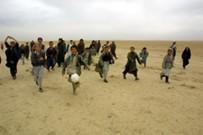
left=70, top=73, right=80, bottom=83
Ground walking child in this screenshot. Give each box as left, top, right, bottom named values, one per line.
left=139, top=47, right=149, bottom=68
left=160, top=48, right=173, bottom=83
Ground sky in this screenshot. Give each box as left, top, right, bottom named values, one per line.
left=0, top=0, right=203, bottom=41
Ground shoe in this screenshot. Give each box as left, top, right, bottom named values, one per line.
left=39, top=88, right=43, bottom=92
left=12, top=75, right=16, bottom=80
left=135, top=77, right=139, bottom=80
left=104, top=79, right=108, bottom=83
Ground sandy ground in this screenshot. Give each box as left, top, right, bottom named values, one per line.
left=0, top=41, right=202, bottom=135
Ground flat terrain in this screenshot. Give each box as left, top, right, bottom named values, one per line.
left=0, top=40, right=202, bottom=135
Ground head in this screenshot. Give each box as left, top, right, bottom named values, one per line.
left=167, top=48, right=173, bottom=56
left=185, top=47, right=190, bottom=51
left=58, top=38, right=63, bottom=43
left=92, top=40, right=96, bottom=45
left=103, top=46, right=110, bottom=53
left=79, top=39, right=84, bottom=44
left=37, top=37, right=43, bottom=44
left=172, top=41, right=176, bottom=45
left=112, top=41, right=115, bottom=44
left=10, top=41, right=16, bottom=47
left=130, top=46, right=135, bottom=52
left=70, top=45, right=78, bottom=55
left=49, top=41, right=54, bottom=48
left=106, top=41, right=109, bottom=44
left=143, top=47, right=147, bottom=51
left=70, top=40, right=73, bottom=44
left=26, top=42, right=29, bottom=45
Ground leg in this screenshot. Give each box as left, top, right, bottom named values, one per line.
left=133, top=69, right=139, bottom=80
left=38, top=66, right=44, bottom=92
left=103, top=62, right=109, bottom=83
left=122, top=65, right=129, bottom=79
left=33, top=66, right=38, bottom=85
left=165, top=76, right=169, bottom=83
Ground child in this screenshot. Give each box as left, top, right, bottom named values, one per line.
left=123, top=46, right=141, bottom=80
left=46, top=41, right=57, bottom=71
left=62, top=45, right=89, bottom=95
left=97, top=45, right=114, bottom=83
left=160, top=48, right=173, bottom=83
left=139, top=47, right=149, bottom=68
left=31, top=44, right=45, bottom=92
left=4, top=36, right=21, bottom=80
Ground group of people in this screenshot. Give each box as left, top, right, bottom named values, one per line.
left=0, top=36, right=192, bottom=95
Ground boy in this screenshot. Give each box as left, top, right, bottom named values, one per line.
left=4, top=36, right=21, bottom=80
left=31, top=44, right=45, bottom=92
left=139, top=47, right=149, bottom=68
left=160, top=48, right=173, bottom=83
left=62, top=45, right=89, bottom=95
left=98, top=45, right=114, bottom=83
left=46, top=41, right=57, bottom=71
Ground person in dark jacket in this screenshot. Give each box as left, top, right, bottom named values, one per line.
left=24, top=42, right=30, bottom=60
left=96, top=40, right=101, bottom=54
left=57, top=38, right=66, bottom=67
left=77, top=38, right=85, bottom=55
left=123, top=46, right=141, bottom=80
left=170, top=41, right=177, bottom=61
left=4, top=36, right=21, bottom=80
left=182, top=47, right=191, bottom=69
left=110, top=41, right=118, bottom=59
left=31, top=44, right=45, bottom=92
left=20, top=44, right=26, bottom=65
left=97, top=46, right=114, bottom=83
left=62, top=45, right=89, bottom=95
left=46, top=41, right=57, bottom=71
left=89, top=40, right=97, bottom=56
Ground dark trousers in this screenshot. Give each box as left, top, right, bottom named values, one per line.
left=10, top=62, right=17, bottom=77
left=47, top=58, right=56, bottom=70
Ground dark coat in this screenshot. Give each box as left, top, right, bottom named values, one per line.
left=57, top=42, right=66, bottom=63
left=5, top=42, right=21, bottom=67
left=125, top=52, right=141, bottom=73
left=182, top=48, right=191, bottom=66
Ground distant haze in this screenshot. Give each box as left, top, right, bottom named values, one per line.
left=0, top=0, right=203, bottom=41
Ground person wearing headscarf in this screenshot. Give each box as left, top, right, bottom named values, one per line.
left=123, top=46, right=141, bottom=80
left=181, top=47, right=191, bottom=69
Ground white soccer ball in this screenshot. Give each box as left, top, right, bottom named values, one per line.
left=70, top=73, right=80, bottom=83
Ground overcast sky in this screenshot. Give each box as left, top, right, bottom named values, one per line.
left=0, top=0, right=203, bottom=40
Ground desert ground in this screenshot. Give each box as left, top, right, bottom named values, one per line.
left=0, top=40, right=202, bottom=135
